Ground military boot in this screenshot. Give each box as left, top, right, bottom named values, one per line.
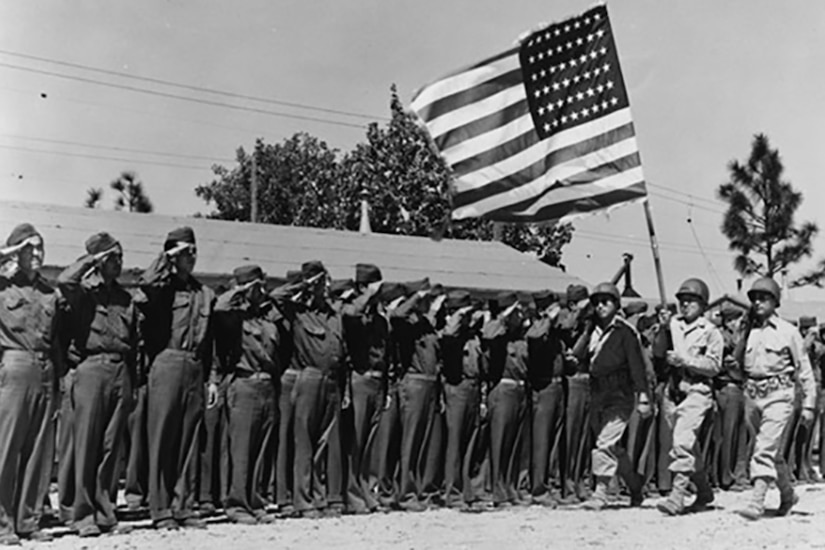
left=687, top=471, right=714, bottom=512
left=656, top=472, right=689, bottom=516
left=581, top=477, right=610, bottom=511
left=736, top=478, right=768, bottom=520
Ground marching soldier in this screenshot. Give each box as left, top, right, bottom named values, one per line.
left=0, top=224, right=63, bottom=544
left=656, top=278, right=723, bottom=515
left=57, top=232, right=138, bottom=536
left=736, top=277, right=816, bottom=519
left=579, top=283, right=650, bottom=511
left=213, top=265, right=281, bottom=524
left=138, top=227, right=215, bottom=530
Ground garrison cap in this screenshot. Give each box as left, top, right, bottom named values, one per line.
left=566, top=284, right=588, bottom=304
left=799, top=316, right=818, bottom=331
left=623, top=300, right=648, bottom=318
left=85, top=232, right=120, bottom=256
left=446, top=290, right=472, bottom=310
left=285, top=270, right=302, bottom=284
left=233, top=264, right=264, bottom=285
left=496, top=291, right=518, bottom=310
left=533, top=290, right=557, bottom=310
left=330, top=278, right=355, bottom=297
left=404, top=278, right=430, bottom=294
left=379, top=282, right=407, bottom=304
left=355, top=263, right=382, bottom=285
left=6, top=223, right=41, bottom=247
left=301, top=260, right=326, bottom=279
left=163, top=226, right=195, bottom=250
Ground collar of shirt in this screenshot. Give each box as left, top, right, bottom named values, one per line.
left=674, top=314, right=710, bottom=336
left=753, top=314, right=779, bottom=330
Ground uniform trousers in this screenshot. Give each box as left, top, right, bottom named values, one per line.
left=669, top=386, right=714, bottom=475
left=712, top=383, right=747, bottom=488
left=125, top=384, right=148, bottom=508
left=346, top=371, right=383, bottom=512
left=488, top=379, right=527, bottom=504
left=70, top=354, right=132, bottom=529
left=656, top=383, right=677, bottom=492
left=563, top=375, right=591, bottom=498
left=275, top=369, right=298, bottom=509
left=293, top=367, right=344, bottom=512
left=443, top=378, right=480, bottom=506
left=57, top=369, right=75, bottom=522
left=146, top=349, right=204, bottom=523
left=745, top=386, right=794, bottom=482
left=370, top=381, right=401, bottom=507
left=196, top=377, right=226, bottom=509
left=398, top=373, right=439, bottom=508
left=225, top=374, right=277, bottom=520
left=0, top=351, right=56, bottom=537
left=530, top=379, right=564, bottom=498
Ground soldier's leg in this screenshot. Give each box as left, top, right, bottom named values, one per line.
left=125, top=384, right=148, bottom=509
left=397, top=376, right=434, bottom=510
left=292, top=368, right=325, bottom=514
left=57, top=370, right=75, bottom=523
left=275, top=369, right=297, bottom=512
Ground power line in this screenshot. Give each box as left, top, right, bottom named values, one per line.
left=0, top=144, right=212, bottom=171
left=647, top=182, right=726, bottom=209
left=648, top=190, right=727, bottom=215
left=685, top=205, right=727, bottom=293
left=0, top=49, right=387, bottom=121
left=0, top=62, right=368, bottom=130
left=0, top=134, right=234, bottom=164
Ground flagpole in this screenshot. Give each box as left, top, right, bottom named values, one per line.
left=643, top=197, right=668, bottom=305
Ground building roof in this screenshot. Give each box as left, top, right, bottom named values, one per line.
left=0, top=201, right=589, bottom=293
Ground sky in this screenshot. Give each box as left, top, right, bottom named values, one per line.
left=1, top=0, right=824, bottom=302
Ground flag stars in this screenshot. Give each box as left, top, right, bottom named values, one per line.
left=570, top=59, right=577, bottom=68
left=538, top=106, right=545, bottom=115
left=546, top=102, right=554, bottom=112
left=573, top=75, right=580, bottom=83
left=536, top=35, right=542, bottom=44
left=554, top=28, right=561, bottom=37
left=603, top=63, right=611, bottom=72
left=584, top=17, right=590, bottom=25
left=596, top=29, right=605, bottom=38
left=552, top=119, right=559, bottom=127
left=606, top=80, right=614, bottom=89
left=540, top=69, right=546, bottom=77
left=557, top=45, right=564, bottom=54
left=576, top=37, right=584, bottom=46
left=601, top=100, right=609, bottom=110
left=529, top=55, right=535, bottom=64
left=600, top=47, right=607, bottom=55
left=574, top=21, right=580, bottom=29
left=561, top=115, right=568, bottom=123
left=576, top=91, right=584, bottom=100
left=583, top=71, right=591, bottom=79
left=546, top=48, right=554, bottom=57
left=566, top=42, right=573, bottom=50
left=570, top=111, right=579, bottom=121
left=538, top=52, right=544, bottom=60
left=590, top=51, right=598, bottom=60
left=544, top=123, right=551, bottom=132
left=591, top=103, right=600, bottom=113
left=549, top=66, right=556, bottom=74
left=582, top=107, right=590, bottom=116
left=567, top=96, right=574, bottom=104
left=531, top=74, right=538, bottom=82
left=586, top=87, right=595, bottom=97
left=564, top=24, right=570, bottom=32
left=534, top=89, right=542, bottom=98
left=559, top=61, right=566, bottom=70
left=594, top=67, right=601, bottom=76
left=556, top=99, right=564, bottom=108
left=562, top=78, right=571, bottom=87
left=610, top=96, right=619, bottom=106
left=552, top=82, right=561, bottom=91
left=580, top=54, right=588, bottom=63
left=544, top=32, right=552, bottom=41
left=597, top=84, right=605, bottom=93
left=594, top=13, right=601, bottom=20
left=587, top=33, right=595, bottom=42
left=542, top=85, right=550, bottom=95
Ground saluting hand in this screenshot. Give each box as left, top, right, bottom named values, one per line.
left=636, top=393, right=652, bottom=419
left=801, top=408, right=815, bottom=427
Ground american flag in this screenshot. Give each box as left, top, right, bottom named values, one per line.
left=411, top=4, right=646, bottom=223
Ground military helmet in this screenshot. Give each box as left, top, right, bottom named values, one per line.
left=590, top=282, right=621, bottom=305
left=748, top=276, right=781, bottom=305
left=675, top=278, right=710, bottom=304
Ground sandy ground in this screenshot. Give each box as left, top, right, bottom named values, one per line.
left=33, top=485, right=825, bottom=550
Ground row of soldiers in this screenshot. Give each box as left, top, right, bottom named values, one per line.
left=0, top=222, right=819, bottom=544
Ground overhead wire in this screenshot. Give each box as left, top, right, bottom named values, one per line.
left=0, top=62, right=368, bottom=130
left=0, top=49, right=386, bottom=121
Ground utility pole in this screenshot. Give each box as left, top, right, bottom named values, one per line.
left=250, top=147, right=258, bottom=223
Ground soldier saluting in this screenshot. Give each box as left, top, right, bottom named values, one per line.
left=0, top=224, right=63, bottom=544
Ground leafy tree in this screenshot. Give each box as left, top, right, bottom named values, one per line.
left=717, top=133, right=817, bottom=282
left=196, top=86, right=574, bottom=269
left=84, top=187, right=103, bottom=209
left=110, top=171, right=153, bottom=213
left=196, top=134, right=343, bottom=228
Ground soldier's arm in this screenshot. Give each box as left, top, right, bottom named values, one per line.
left=56, top=254, right=97, bottom=309
left=683, top=327, right=724, bottom=378
left=623, top=327, right=649, bottom=396
left=789, top=329, right=818, bottom=411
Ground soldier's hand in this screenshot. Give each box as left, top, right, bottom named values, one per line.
left=383, top=393, right=392, bottom=411
left=479, top=401, right=488, bottom=420
left=206, top=382, right=218, bottom=409
left=341, top=392, right=351, bottom=410
left=666, top=351, right=686, bottom=368
left=637, top=393, right=652, bottom=419
left=165, top=242, right=193, bottom=258
left=802, top=408, right=815, bottom=427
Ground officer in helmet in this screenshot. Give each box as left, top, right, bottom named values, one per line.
left=656, top=278, right=723, bottom=516
left=736, top=277, right=816, bottom=520
left=580, top=282, right=651, bottom=511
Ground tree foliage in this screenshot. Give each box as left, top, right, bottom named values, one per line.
left=111, top=171, right=153, bottom=213
left=196, top=86, right=574, bottom=269
left=84, top=172, right=154, bottom=213
left=717, top=133, right=817, bottom=281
